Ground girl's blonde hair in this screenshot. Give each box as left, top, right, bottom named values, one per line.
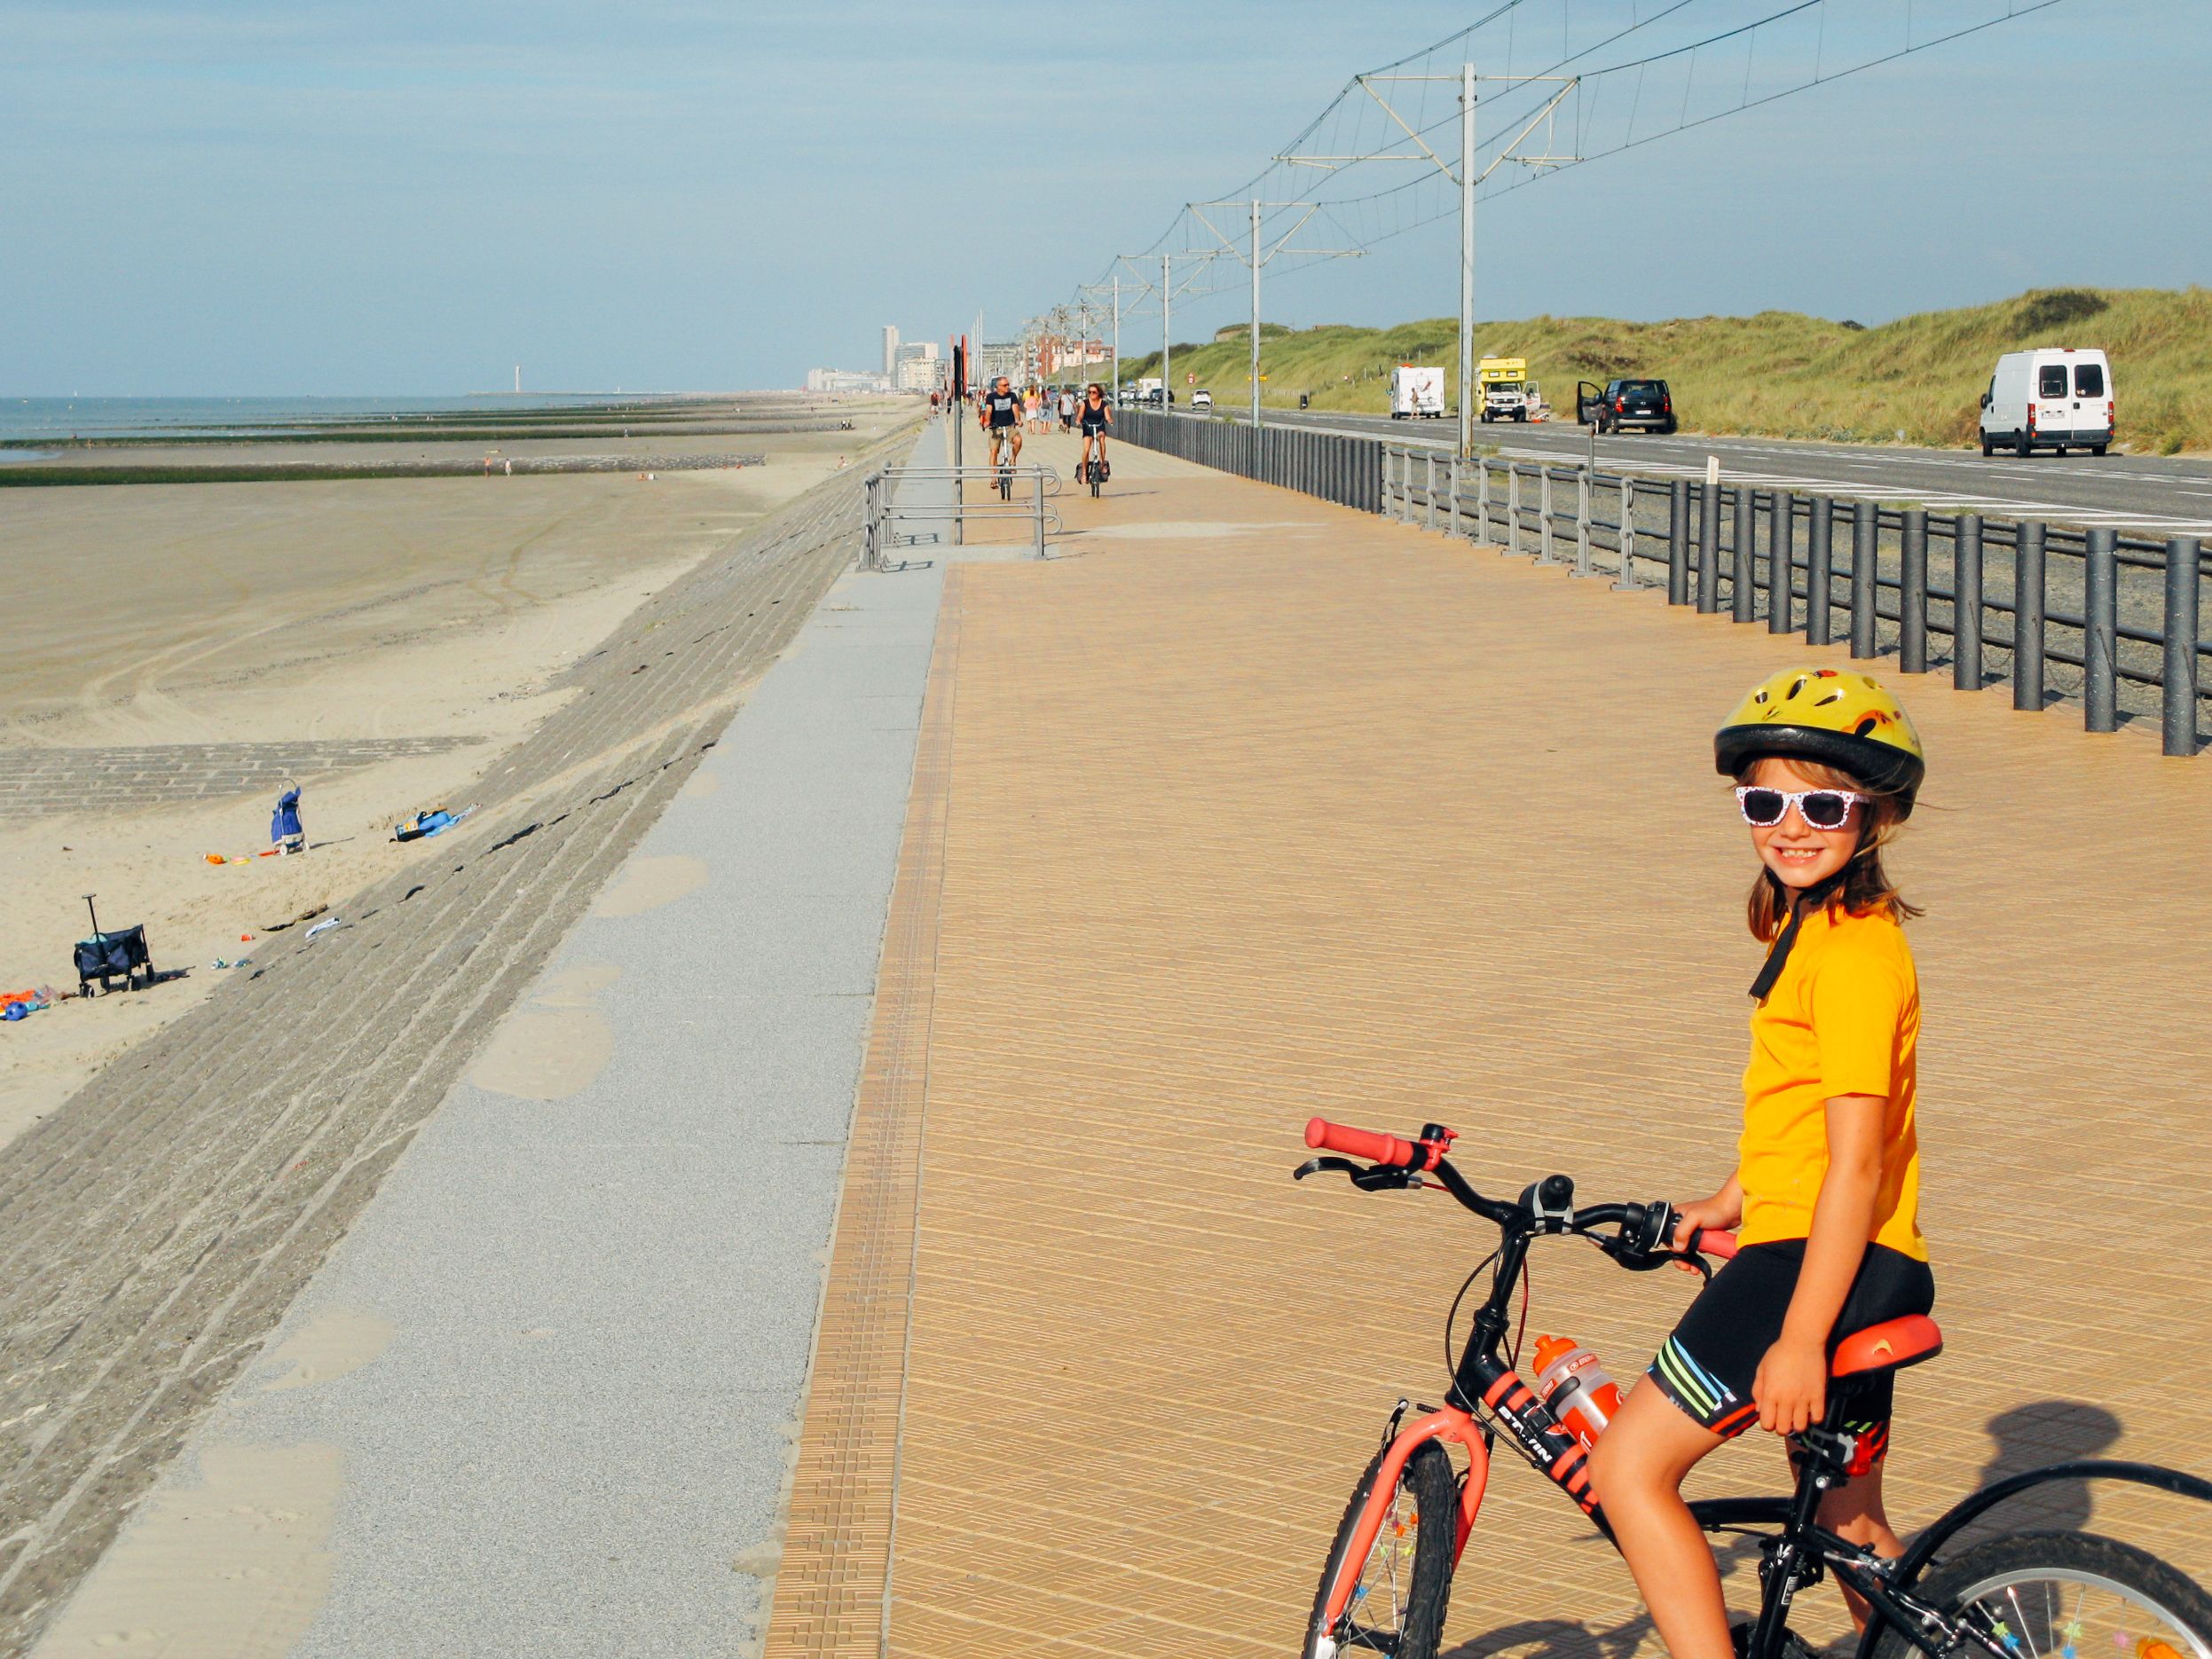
left=1740, top=757, right=1922, bottom=943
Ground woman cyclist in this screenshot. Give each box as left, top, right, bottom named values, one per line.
left=1588, top=667, right=1935, bottom=1659
left=1077, top=382, right=1113, bottom=486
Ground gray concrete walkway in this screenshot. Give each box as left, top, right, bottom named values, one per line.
left=29, top=439, right=952, bottom=1657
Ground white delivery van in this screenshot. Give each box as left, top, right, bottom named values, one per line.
left=1389, top=365, right=1446, bottom=420
left=1980, top=348, right=2113, bottom=457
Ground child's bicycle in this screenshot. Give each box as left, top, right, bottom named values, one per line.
left=1295, top=1117, right=2212, bottom=1659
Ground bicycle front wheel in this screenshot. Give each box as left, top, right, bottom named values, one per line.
left=1874, top=1530, right=2212, bottom=1659
left=1303, top=1438, right=1456, bottom=1659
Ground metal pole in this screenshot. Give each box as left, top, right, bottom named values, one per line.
left=1111, top=275, right=1121, bottom=403
left=1034, top=469, right=1046, bottom=559
left=1539, top=468, right=1555, bottom=563
left=1507, top=464, right=1522, bottom=554
left=1449, top=455, right=1461, bottom=539
left=1477, top=457, right=1492, bottom=544
left=1732, top=486, right=1756, bottom=623
left=1955, top=515, right=1984, bottom=690
left=1573, top=467, right=1592, bottom=577
left=1250, top=199, right=1263, bottom=430
left=1161, top=254, right=1171, bottom=413
left=1768, top=491, right=1793, bottom=634
left=1806, top=499, right=1832, bottom=645
left=2163, top=537, right=2200, bottom=757
left=1850, top=502, right=1877, bottom=658
left=2014, top=521, right=2046, bottom=710
left=1900, top=510, right=1928, bottom=672
left=2084, top=527, right=2118, bottom=732
left=1668, top=480, right=1689, bottom=605
left=1453, top=62, right=1478, bottom=461
left=1615, top=477, right=1638, bottom=591
left=1697, top=480, right=1720, bottom=611
left=1425, top=451, right=1437, bottom=530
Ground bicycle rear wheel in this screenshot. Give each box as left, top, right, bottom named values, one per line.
left=1872, top=1531, right=2212, bottom=1659
left=1303, top=1438, right=1456, bottom=1659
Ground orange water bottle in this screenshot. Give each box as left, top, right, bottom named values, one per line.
left=1531, top=1334, right=1626, bottom=1450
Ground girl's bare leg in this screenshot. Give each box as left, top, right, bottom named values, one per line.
left=1589, top=1381, right=1735, bottom=1659
left=1814, top=1461, right=1904, bottom=1629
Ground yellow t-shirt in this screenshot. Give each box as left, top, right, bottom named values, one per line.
left=1738, top=902, right=1927, bottom=1261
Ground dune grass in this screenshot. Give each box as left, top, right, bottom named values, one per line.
left=1114, top=287, right=2209, bottom=454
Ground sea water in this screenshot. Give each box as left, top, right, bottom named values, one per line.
left=0, top=395, right=661, bottom=443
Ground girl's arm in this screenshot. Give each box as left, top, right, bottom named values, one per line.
left=1753, top=1094, right=1885, bottom=1434
left=1673, top=1171, right=1743, bottom=1238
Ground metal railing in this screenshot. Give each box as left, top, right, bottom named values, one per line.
left=1380, top=448, right=2208, bottom=757
left=1112, top=405, right=1381, bottom=512
left=862, top=464, right=1062, bottom=569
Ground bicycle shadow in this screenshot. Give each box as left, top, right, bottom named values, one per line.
left=1946, top=1398, right=2121, bottom=1541
left=1439, top=1535, right=1762, bottom=1659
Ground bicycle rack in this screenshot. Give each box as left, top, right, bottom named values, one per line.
left=862, top=465, right=1064, bottom=569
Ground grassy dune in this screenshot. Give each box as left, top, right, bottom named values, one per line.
left=1116, top=287, right=2209, bottom=454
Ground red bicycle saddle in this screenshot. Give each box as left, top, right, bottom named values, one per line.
left=1830, top=1314, right=1943, bottom=1379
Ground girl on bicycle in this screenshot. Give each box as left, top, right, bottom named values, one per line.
left=1589, top=667, right=1934, bottom=1659
left=1077, top=382, right=1112, bottom=484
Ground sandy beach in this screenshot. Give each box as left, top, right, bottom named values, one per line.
left=0, top=404, right=911, bottom=1149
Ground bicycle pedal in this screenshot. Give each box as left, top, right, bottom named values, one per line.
left=1730, top=1623, right=1818, bottom=1659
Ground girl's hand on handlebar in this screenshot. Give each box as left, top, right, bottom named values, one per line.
left=1668, top=1191, right=1743, bottom=1271
left=1752, top=1334, right=1828, bottom=1435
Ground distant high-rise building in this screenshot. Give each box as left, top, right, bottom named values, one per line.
left=882, top=325, right=901, bottom=377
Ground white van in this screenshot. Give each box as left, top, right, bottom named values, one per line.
left=1979, top=348, right=2113, bottom=457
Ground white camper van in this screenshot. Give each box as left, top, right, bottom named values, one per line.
left=1389, top=365, right=1446, bottom=420
left=1979, top=348, right=2113, bottom=457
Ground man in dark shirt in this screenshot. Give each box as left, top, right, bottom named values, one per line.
left=980, top=375, right=1023, bottom=467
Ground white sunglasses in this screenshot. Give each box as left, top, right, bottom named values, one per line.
left=1735, top=785, right=1865, bottom=829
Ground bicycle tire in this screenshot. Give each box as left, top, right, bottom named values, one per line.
left=1870, top=1530, right=2212, bottom=1659
left=1303, top=1438, right=1456, bottom=1659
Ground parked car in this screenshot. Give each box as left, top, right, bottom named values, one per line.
left=1191, top=389, right=1213, bottom=411
left=1980, top=349, right=2112, bottom=457
left=1579, top=378, right=1676, bottom=434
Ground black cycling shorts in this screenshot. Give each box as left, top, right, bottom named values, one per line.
left=1646, top=1238, right=1933, bottom=1466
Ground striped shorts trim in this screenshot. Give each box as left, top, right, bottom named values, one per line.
left=1648, top=1337, right=1759, bottom=1438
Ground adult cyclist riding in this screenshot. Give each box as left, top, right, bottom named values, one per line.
left=980, top=375, right=1022, bottom=471
left=1077, top=382, right=1113, bottom=486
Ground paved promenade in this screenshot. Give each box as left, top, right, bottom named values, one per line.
left=768, top=427, right=2212, bottom=1656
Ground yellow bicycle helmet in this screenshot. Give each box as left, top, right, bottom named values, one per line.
left=1714, top=666, right=1925, bottom=814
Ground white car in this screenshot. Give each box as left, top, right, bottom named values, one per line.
left=1980, top=348, right=2113, bottom=457
left=1191, top=389, right=1213, bottom=411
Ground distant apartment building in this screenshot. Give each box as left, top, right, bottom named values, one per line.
left=805, top=367, right=891, bottom=394
left=882, top=325, right=901, bottom=377
left=893, top=340, right=943, bottom=394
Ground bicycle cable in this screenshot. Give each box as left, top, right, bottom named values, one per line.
left=1441, top=1246, right=1500, bottom=1379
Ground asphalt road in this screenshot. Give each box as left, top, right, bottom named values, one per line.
left=1191, top=406, right=2212, bottom=538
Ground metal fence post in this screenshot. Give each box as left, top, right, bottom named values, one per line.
left=1507, top=464, right=1523, bottom=554
left=1477, top=458, right=1492, bottom=543
left=1900, top=510, right=1928, bottom=672
left=1697, top=480, right=1720, bottom=612
left=1449, top=455, right=1461, bottom=539
left=2084, top=527, right=2118, bottom=732
left=2164, top=537, right=2201, bottom=756
left=1615, top=477, right=1638, bottom=591
left=1732, top=486, right=1756, bottom=622
left=1806, top=499, right=1833, bottom=646
left=1033, top=468, right=1046, bottom=559
left=1573, top=468, right=1593, bottom=577
left=1425, top=451, right=1437, bottom=531
left=1850, top=502, right=1878, bottom=658
left=1668, top=480, right=1690, bottom=605
left=1768, top=491, right=1794, bottom=634
left=1538, top=468, right=1556, bottom=563
left=1954, top=515, right=1984, bottom=690
left=862, top=472, right=880, bottom=571
left=2014, top=521, right=2046, bottom=711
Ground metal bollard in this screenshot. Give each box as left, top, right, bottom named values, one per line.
left=1539, top=468, right=1556, bottom=563
left=1425, top=451, right=1437, bottom=530
left=1697, top=480, right=1720, bottom=612
left=1573, top=468, right=1593, bottom=577
left=1477, top=458, right=1492, bottom=544
left=1668, top=480, right=1690, bottom=605
left=1900, top=510, right=1928, bottom=672
left=2084, top=527, right=2118, bottom=732
left=1768, top=491, right=1794, bottom=635
left=1954, top=515, right=1984, bottom=690
left=2014, top=522, right=2046, bottom=710
left=1806, top=499, right=1833, bottom=646
left=1733, top=487, right=1756, bottom=622
left=1507, top=464, right=1522, bottom=554
left=2164, top=537, right=2201, bottom=757
left=1449, top=455, right=1461, bottom=539
left=1850, top=502, right=1878, bottom=658
left=1615, top=477, right=1639, bottom=592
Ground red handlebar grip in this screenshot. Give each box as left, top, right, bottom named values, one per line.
left=1689, top=1227, right=1738, bottom=1260
left=1304, top=1118, right=1420, bottom=1168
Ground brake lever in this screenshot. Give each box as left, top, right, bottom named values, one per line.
left=1292, top=1157, right=1423, bottom=1191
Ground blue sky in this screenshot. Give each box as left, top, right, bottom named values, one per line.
left=0, top=0, right=2201, bottom=394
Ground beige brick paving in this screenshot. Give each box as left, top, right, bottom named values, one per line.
left=768, top=430, right=2212, bottom=1659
